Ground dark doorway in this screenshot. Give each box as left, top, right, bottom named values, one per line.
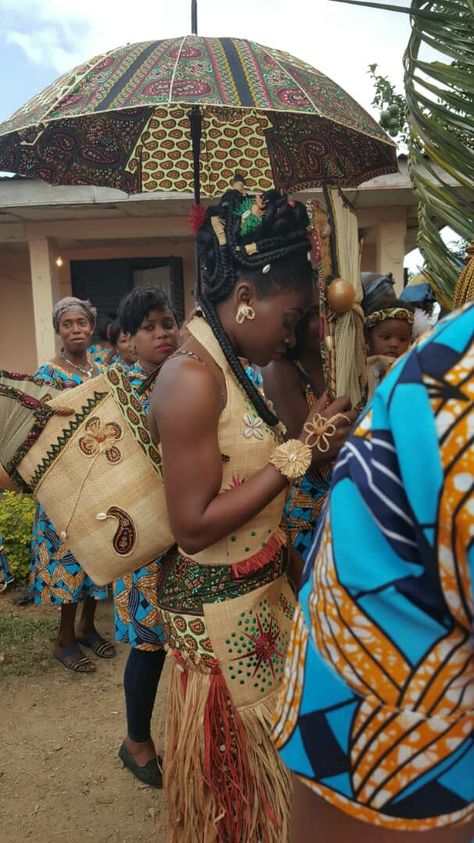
left=70, top=257, right=185, bottom=336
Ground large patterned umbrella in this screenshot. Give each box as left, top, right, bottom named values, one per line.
left=0, top=36, right=397, bottom=197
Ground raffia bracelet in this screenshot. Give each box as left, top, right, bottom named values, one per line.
left=303, top=412, right=350, bottom=453
left=269, top=439, right=312, bottom=480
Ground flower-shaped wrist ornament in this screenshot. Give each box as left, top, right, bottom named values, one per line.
left=269, top=439, right=312, bottom=481
left=303, top=412, right=350, bottom=453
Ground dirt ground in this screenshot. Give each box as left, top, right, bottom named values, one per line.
left=0, top=595, right=168, bottom=843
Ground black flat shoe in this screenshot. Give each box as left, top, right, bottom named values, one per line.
left=118, top=742, right=163, bottom=788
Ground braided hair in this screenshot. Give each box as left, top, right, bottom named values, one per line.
left=196, top=185, right=313, bottom=427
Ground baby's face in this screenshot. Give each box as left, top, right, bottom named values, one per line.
left=368, top=319, right=412, bottom=358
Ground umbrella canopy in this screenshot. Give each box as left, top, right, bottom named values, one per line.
left=0, top=36, right=397, bottom=196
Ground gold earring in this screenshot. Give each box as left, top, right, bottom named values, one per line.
left=236, top=304, right=255, bottom=324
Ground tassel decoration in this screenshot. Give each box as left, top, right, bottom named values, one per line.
left=189, top=203, right=207, bottom=235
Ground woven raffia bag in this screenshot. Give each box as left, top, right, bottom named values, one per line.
left=16, top=367, right=173, bottom=585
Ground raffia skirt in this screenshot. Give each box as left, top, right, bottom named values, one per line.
left=158, top=548, right=295, bottom=843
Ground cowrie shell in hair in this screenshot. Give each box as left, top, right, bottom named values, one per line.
left=262, top=264, right=271, bottom=274
left=307, top=251, right=312, bottom=262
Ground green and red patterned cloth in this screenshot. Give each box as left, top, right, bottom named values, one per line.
left=0, top=37, right=397, bottom=195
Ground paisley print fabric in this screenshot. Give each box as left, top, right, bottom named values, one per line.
left=0, top=38, right=396, bottom=195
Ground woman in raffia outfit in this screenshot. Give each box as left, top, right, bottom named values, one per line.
left=149, top=183, right=356, bottom=842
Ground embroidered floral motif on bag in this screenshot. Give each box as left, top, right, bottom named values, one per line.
left=78, top=416, right=123, bottom=463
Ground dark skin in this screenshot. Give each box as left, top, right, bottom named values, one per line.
left=122, top=306, right=179, bottom=769
left=264, top=304, right=333, bottom=589
left=263, top=304, right=327, bottom=439
left=106, top=330, right=137, bottom=367
left=52, top=311, right=100, bottom=379
left=150, top=281, right=356, bottom=557
left=367, top=318, right=412, bottom=359
left=133, top=307, right=180, bottom=372
left=49, top=310, right=115, bottom=671
left=292, top=777, right=473, bottom=843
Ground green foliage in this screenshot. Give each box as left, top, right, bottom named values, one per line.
left=0, top=610, right=57, bottom=677
left=358, top=0, right=474, bottom=305
left=0, top=491, right=35, bottom=582
left=368, top=64, right=409, bottom=143
left=404, top=0, right=474, bottom=306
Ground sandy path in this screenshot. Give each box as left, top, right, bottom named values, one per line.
left=0, top=601, right=168, bottom=843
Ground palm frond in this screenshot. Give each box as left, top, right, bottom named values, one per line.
left=332, top=0, right=474, bottom=306
left=404, top=1, right=474, bottom=304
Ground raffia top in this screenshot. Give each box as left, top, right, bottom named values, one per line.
left=184, top=315, right=287, bottom=567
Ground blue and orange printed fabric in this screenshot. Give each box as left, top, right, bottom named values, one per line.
left=273, top=305, right=474, bottom=832
left=113, top=363, right=167, bottom=651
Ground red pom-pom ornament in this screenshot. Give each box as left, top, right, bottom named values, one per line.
left=189, top=203, right=207, bottom=236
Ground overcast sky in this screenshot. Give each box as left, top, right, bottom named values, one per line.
left=0, top=0, right=428, bottom=270
left=0, top=0, right=411, bottom=122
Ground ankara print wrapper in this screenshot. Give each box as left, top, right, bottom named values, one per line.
left=273, top=305, right=474, bottom=832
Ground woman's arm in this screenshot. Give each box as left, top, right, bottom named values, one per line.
left=291, top=778, right=471, bottom=843
left=263, top=359, right=309, bottom=439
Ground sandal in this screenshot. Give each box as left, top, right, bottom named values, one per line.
left=77, top=634, right=116, bottom=659
left=55, top=643, right=96, bottom=673
left=118, top=742, right=163, bottom=788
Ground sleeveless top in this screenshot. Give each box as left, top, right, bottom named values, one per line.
left=158, top=316, right=295, bottom=705
left=182, top=316, right=287, bottom=567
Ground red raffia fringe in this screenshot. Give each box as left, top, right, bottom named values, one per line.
left=230, top=528, right=286, bottom=580
left=203, top=667, right=253, bottom=842
left=164, top=659, right=291, bottom=843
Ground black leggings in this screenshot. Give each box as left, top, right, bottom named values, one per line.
left=123, top=647, right=166, bottom=743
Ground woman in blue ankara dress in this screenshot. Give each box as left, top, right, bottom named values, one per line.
left=30, top=297, right=113, bottom=673
left=112, top=287, right=179, bottom=788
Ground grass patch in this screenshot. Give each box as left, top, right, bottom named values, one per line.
left=0, top=607, right=57, bottom=677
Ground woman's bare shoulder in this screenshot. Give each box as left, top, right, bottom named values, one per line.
left=152, top=352, right=223, bottom=427
left=263, top=358, right=300, bottom=390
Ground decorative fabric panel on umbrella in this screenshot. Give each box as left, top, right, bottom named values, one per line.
left=0, top=37, right=397, bottom=194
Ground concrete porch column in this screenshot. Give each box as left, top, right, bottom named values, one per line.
left=28, top=236, right=60, bottom=366
left=375, top=215, right=407, bottom=293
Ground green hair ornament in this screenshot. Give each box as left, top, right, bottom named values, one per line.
left=235, top=195, right=265, bottom=238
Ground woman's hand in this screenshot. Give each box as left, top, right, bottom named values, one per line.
left=299, top=395, right=357, bottom=465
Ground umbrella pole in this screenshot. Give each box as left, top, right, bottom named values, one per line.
left=189, top=2, right=201, bottom=301
left=323, top=185, right=340, bottom=277
left=190, top=105, right=203, bottom=300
